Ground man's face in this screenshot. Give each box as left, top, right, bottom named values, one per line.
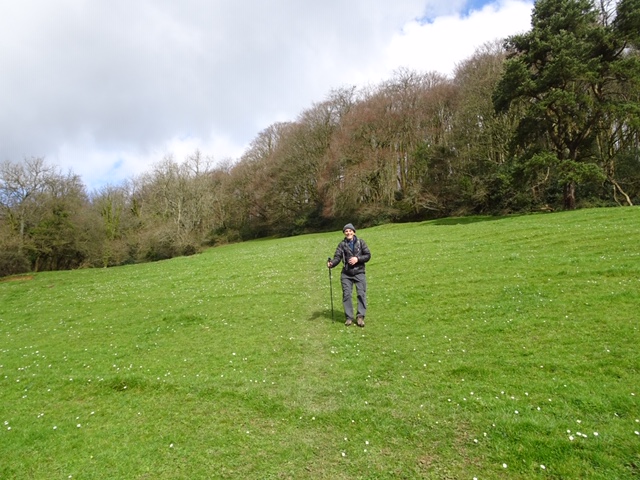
left=344, top=228, right=355, bottom=239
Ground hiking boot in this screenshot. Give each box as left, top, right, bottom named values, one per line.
left=345, top=318, right=354, bottom=326
left=356, top=316, right=365, bottom=327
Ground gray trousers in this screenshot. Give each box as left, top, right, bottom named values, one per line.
left=341, top=272, right=367, bottom=320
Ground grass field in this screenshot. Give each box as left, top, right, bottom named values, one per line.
left=1, top=207, right=639, bottom=479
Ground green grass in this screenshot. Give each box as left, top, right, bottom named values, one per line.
left=1, top=207, right=639, bottom=479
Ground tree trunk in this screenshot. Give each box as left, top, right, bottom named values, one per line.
left=19, top=214, right=25, bottom=252
left=611, top=178, right=634, bottom=206
left=563, top=182, right=576, bottom=210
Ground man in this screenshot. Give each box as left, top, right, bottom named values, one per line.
left=327, top=223, right=371, bottom=327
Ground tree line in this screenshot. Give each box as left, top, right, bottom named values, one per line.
left=1, top=0, right=639, bottom=277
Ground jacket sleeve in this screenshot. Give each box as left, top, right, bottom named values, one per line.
left=358, top=239, right=371, bottom=264
left=329, top=243, right=343, bottom=268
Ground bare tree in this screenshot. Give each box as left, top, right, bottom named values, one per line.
left=0, top=157, right=57, bottom=251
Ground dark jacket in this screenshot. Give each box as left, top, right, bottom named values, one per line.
left=330, top=236, right=371, bottom=276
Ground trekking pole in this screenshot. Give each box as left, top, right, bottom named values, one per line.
left=327, top=257, right=335, bottom=322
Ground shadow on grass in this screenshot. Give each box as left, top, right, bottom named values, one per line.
left=429, top=215, right=510, bottom=226
left=309, top=309, right=343, bottom=323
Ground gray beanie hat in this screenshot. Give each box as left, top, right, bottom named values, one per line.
left=343, top=223, right=356, bottom=233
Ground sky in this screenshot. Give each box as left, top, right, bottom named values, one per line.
left=0, top=0, right=534, bottom=191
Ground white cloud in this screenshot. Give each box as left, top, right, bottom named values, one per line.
left=381, top=0, right=533, bottom=78
left=0, top=0, right=533, bottom=190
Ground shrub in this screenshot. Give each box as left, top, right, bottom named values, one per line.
left=0, top=249, right=31, bottom=278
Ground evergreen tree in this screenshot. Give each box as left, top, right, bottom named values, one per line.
left=494, top=0, right=640, bottom=209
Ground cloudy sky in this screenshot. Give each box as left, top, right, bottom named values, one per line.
left=1, top=0, right=533, bottom=190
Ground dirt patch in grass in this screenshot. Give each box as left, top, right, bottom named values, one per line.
left=0, top=275, right=34, bottom=283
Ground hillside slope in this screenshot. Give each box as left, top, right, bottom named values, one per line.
left=1, top=207, right=639, bottom=479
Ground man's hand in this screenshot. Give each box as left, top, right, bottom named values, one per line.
left=348, top=256, right=358, bottom=265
